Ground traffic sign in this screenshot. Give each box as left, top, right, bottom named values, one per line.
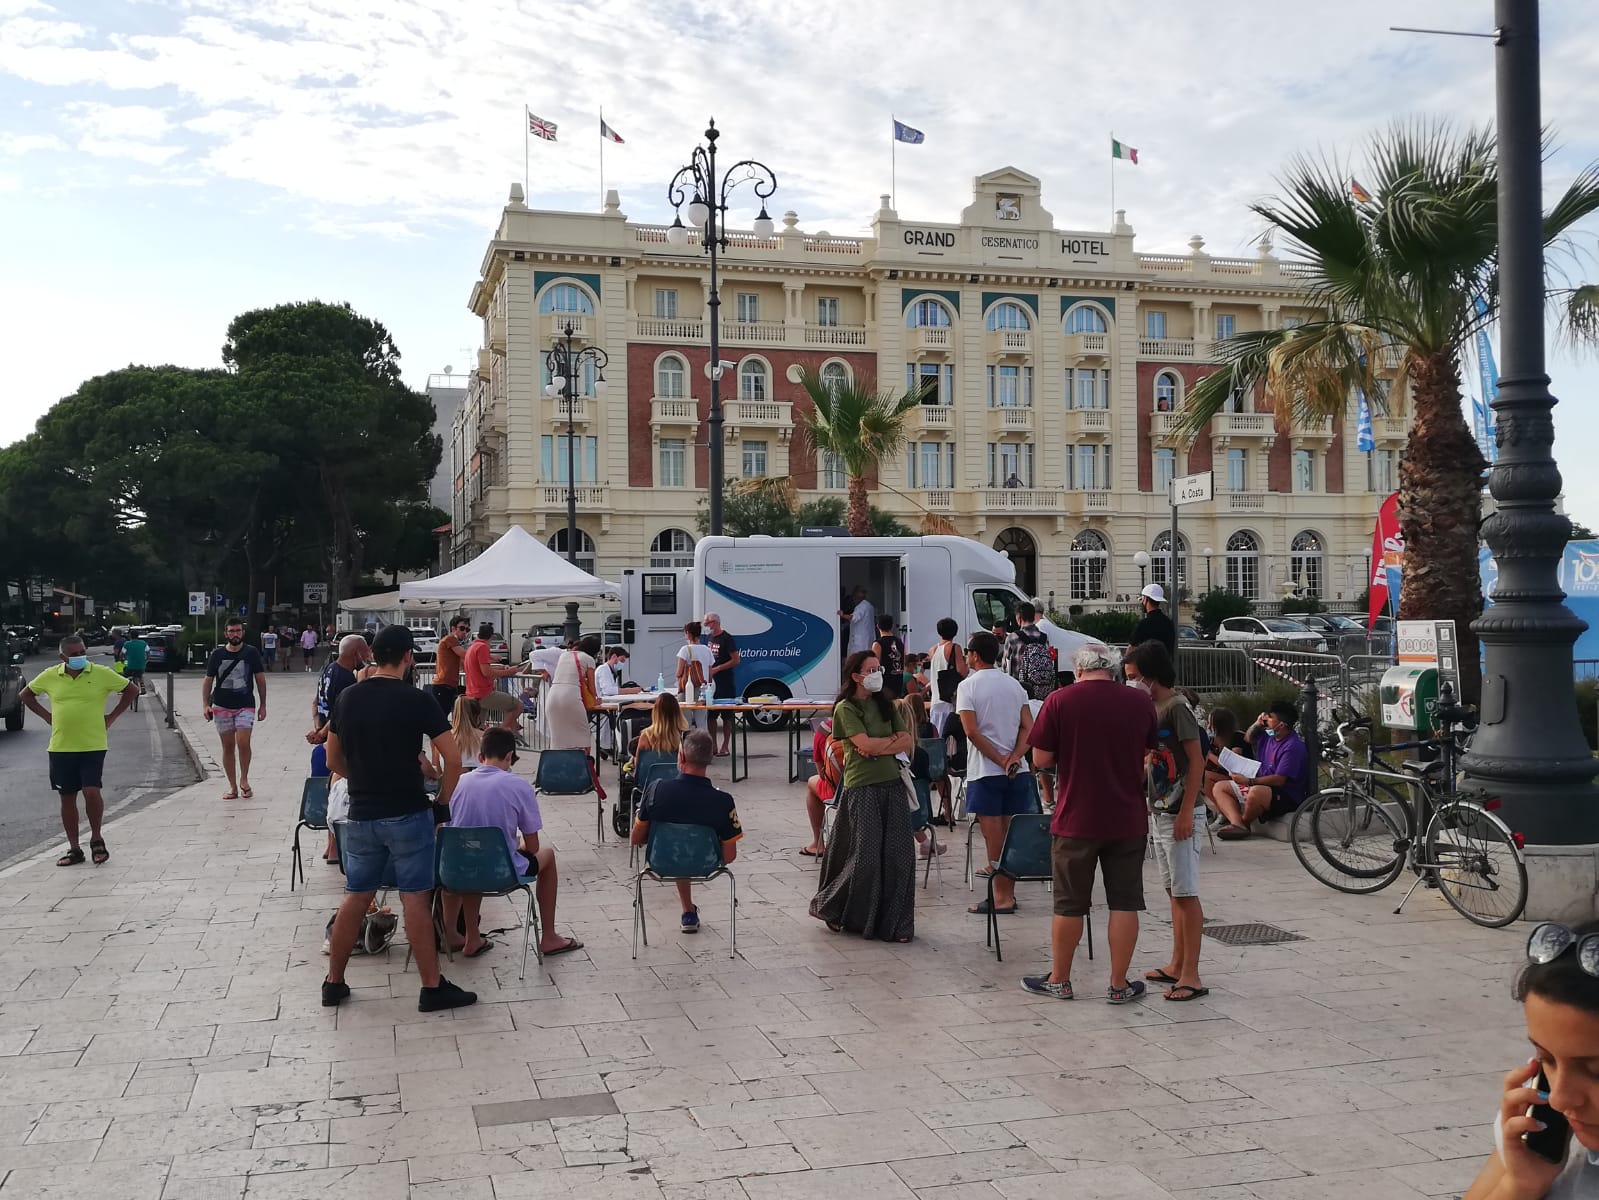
left=1171, top=470, right=1214, bottom=506
left=188, top=591, right=207, bottom=616
left=214, top=592, right=226, bottom=608
left=303, top=582, right=328, bottom=604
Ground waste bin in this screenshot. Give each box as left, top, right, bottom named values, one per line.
left=1380, top=665, right=1438, bottom=733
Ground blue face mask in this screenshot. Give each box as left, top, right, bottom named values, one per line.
left=66, top=655, right=88, bottom=671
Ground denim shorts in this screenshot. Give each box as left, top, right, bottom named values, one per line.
left=1150, top=811, right=1202, bottom=898
left=341, top=809, right=436, bottom=894
left=966, top=772, right=1036, bottom=817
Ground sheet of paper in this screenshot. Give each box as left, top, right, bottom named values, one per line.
left=1219, top=748, right=1260, bottom=779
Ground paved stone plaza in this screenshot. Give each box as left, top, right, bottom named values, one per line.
left=0, top=671, right=1528, bottom=1199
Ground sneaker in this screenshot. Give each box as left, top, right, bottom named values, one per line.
left=418, top=976, right=478, bottom=1013
left=1019, top=975, right=1073, bottom=1000
left=1106, top=979, right=1148, bottom=1005
left=321, top=979, right=351, bottom=1007
left=681, top=908, right=700, bottom=934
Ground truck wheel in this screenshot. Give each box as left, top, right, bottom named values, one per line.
left=742, top=682, right=792, bottom=730
left=4, top=706, right=22, bottom=732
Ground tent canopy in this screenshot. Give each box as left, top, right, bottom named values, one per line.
left=338, top=590, right=444, bottom=614
left=398, top=524, right=619, bottom=604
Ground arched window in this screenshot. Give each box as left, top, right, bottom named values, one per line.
left=738, top=359, right=769, bottom=402
left=1152, top=530, right=1190, bottom=594
left=548, top=528, right=596, bottom=575
left=538, top=283, right=594, bottom=314
left=1225, top=530, right=1260, bottom=599
left=655, top=354, right=686, bottom=399
left=1070, top=529, right=1109, bottom=600
left=905, top=298, right=953, bottom=328
left=820, top=360, right=849, bottom=396
left=1064, top=304, right=1109, bottom=335
left=1291, top=530, right=1325, bottom=598
left=650, top=528, right=695, bottom=568
left=1154, top=371, right=1180, bottom=412
left=985, top=302, right=1031, bottom=331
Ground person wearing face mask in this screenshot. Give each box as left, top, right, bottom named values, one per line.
left=20, top=634, right=140, bottom=866
left=1210, top=700, right=1309, bottom=839
left=202, top=619, right=269, bottom=800
left=809, top=650, right=917, bottom=943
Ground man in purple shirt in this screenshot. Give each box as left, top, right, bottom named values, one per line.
left=443, top=728, right=583, bottom=958
left=1213, top=700, right=1311, bottom=839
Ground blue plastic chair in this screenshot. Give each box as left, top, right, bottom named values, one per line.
left=966, top=771, right=1042, bottom=889
left=632, top=822, right=736, bottom=960
left=290, top=776, right=331, bottom=892
left=920, top=738, right=948, bottom=783
left=911, top=776, right=943, bottom=889
left=983, top=813, right=1093, bottom=963
left=435, top=825, right=544, bottom=980
left=627, top=762, right=684, bottom=867
left=535, top=746, right=600, bottom=839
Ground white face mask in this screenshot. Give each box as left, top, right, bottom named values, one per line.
left=1125, top=677, right=1150, bottom=693
left=861, top=670, right=885, bottom=693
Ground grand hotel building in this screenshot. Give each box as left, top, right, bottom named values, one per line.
left=450, top=167, right=1406, bottom=608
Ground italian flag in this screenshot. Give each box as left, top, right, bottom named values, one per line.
left=1111, top=139, right=1139, bottom=164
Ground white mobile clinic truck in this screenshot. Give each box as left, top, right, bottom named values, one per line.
left=617, top=535, right=1092, bottom=722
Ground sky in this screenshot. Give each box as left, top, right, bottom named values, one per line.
left=3, top=0, right=1598, bottom=521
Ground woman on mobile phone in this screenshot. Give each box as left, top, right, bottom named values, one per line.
left=1467, top=920, right=1599, bottom=1198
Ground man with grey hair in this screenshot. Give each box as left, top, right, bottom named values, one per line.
left=21, top=634, right=139, bottom=866
left=1022, top=642, right=1160, bottom=1005
left=702, top=612, right=740, bottom=757
left=630, top=728, right=742, bottom=934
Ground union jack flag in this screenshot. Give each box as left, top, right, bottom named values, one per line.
left=527, top=110, right=557, bottom=142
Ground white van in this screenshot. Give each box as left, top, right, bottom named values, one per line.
left=618, top=535, right=1091, bottom=722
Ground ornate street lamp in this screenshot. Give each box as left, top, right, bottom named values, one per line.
left=1133, top=550, right=1151, bottom=589
left=544, top=323, right=608, bottom=644
left=1202, top=546, right=1214, bottom=592
left=665, top=120, right=777, bottom=536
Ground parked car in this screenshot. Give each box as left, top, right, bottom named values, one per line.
left=4, top=626, right=39, bottom=654
left=1178, top=624, right=1208, bottom=642
left=519, top=624, right=567, bottom=659
left=0, top=631, right=24, bottom=732
left=144, top=633, right=177, bottom=671
left=1214, top=616, right=1329, bottom=653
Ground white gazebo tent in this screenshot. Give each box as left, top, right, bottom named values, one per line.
left=398, top=524, right=619, bottom=604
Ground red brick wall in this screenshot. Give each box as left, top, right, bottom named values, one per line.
left=624, top=344, right=876, bottom=489
left=1136, top=361, right=1218, bottom=490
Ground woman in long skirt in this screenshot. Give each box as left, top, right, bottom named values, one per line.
left=810, top=650, right=917, bottom=942
left=546, top=634, right=599, bottom=751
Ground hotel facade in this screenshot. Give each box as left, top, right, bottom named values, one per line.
left=450, top=167, right=1406, bottom=610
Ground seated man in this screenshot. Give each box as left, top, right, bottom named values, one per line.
left=444, top=727, right=583, bottom=958
left=630, top=728, right=741, bottom=933
left=1211, top=700, right=1310, bottom=839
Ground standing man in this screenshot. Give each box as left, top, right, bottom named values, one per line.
left=300, top=625, right=319, bottom=672
left=1023, top=643, right=1159, bottom=1005
left=323, top=625, right=474, bottom=1011
left=463, top=622, right=524, bottom=726
left=839, top=587, right=875, bottom=656
left=430, top=615, right=471, bottom=717
left=202, top=619, right=267, bottom=799
left=1123, top=641, right=1207, bottom=1002
left=1002, top=602, right=1057, bottom=702
left=277, top=625, right=294, bottom=671
left=260, top=626, right=278, bottom=671
left=956, top=632, right=1034, bottom=918
left=1130, top=585, right=1177, bottom=659
left=702, top=612, right=740, bottom=758
left=21, top=635, right=139, bottom=866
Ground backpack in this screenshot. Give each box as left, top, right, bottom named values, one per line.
left=1011, top=626, right=1056, bottom=701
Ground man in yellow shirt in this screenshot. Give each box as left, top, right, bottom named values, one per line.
left=21, top=634, right=138, bottom=866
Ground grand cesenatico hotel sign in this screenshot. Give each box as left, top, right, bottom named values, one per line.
left=898, top=226, right=1113, bottom=268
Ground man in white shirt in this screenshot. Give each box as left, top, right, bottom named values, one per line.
left=594, top=645, right=639, bottom=755
left=956, top=630, right=1034, bottom=917
left=839, top=587, right=875, bottom=655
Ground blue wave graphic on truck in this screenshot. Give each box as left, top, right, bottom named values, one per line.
left=705, top=576, right=835, bottom=693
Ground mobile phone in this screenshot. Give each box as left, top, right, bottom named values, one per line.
left=1522, top=1067, right=1573, bottom=1165
left=1006, top=761, right=1020, bottom=777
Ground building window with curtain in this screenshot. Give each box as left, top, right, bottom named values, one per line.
left=820, top=450, right=847, bottom=489
left=1066, top=444, right=1112, bottom=491
left=1291, top=530, right=1325, bottom=597
left=1227, top=447, right=1249, bottom=492
left=735, top=292, right=759, bottom=323
left=738, top=359, right=768, bottom=401
left=1293, top=448, right=1316, bottom=492
left=1145, top=310, right=1167, bottom=339
left=1064, top=304, right=1108, bottom=334
left=539, top=283, right=593, bottom=313
left=816, top=296, right=839, bottom=326
left=1155, top=447, right=1176, bottom=494
left=741, top=440, right=768, bottom=478
left=1225, top=530, right=1260, bottom=598
left=987, top=442, right=1033, bottom=488
left=907, top=361, right=953, bottom=405
left=906, top=298, right=952, bottom=328
left=820, top=360, right=849, bottom=396
left=655, top=354, right=686, bottom=399
left=985, top=302, right=1030, bottom=331
left=1369, top=448, right=1397, bottom=493
left=908, top=441, right=956, bottom=489
left=540, top=434, right=598, bottom=483
left=1070, top=529, right=1109, bottom=599
left=653, top=288, right=678, bottom=319
left=658, top=438, right=685, bottom=487
left=1154, top=371, right=1179, bottom=412
left=987, top=364, right=1026, bottom=408
left=1152, top=530, right=1189, bottom=593
left=1215, top=313, right=1235, bottom=340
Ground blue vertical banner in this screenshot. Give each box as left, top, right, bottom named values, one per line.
left=1471, top=296, right=1499, bottom=464
left=1356, top=391, right=1375, bottom=452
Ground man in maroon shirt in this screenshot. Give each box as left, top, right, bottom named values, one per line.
left=1023, top=643, right=1159, bottom=1004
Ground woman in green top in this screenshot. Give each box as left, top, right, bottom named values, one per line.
left=810, top=651, right=917, bottom=942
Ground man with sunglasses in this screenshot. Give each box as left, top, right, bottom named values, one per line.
left=430, top=615, right=471, bottom=716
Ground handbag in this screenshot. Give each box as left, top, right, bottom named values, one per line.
left=575, top=651, right=600, bottom=710
left=898, top=759, right=920, bottom=812
left=327, top=778, right=350, bottom=824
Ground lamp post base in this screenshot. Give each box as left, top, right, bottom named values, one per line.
left=563, top=602, right=581, bottom=648
left=1521, top=840, right=1599, bottom=922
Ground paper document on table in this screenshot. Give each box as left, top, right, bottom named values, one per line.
left=1219, top=749, right=1260, bottom=779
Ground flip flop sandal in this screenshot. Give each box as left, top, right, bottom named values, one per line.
left=1164, top=985, right=1211, bottom=1002
left=968, top=899, right=1018, bottom=915
left=799, top=848, right=822, bottom=858
left=1145, top=969, right=1180, bottom=985
left=543, top=937, right=583, bottom=957
left=463, top=940, right=496, bottom=958
left=56, top=847, right=86, bottom=867
left=90, top=839, right=109, bottom=865
left=240, top=786, right=253, bottom=798
left=221, top=790, right=239, bottom=800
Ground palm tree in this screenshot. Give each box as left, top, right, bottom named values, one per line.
left=793, top=368, right=921, bottom=537
left=1175, top=121, right=1599, bottom=699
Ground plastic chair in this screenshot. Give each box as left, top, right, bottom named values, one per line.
left=911, top=775, right=943, bottom=889
left=965, top=772, right=1041, bottom=889
left=920, top=738, right=948, bottom=783
left=534, top=747, right=599, bottom=838
left=632, top=822, right=736, bottom=960
left=434, top=825, right=544, bottom=981
left=290, top=776, right=331, bottom=892
left=627, top=763, right=683, bottom=869
left=983, top=813, right=1093, bottom=963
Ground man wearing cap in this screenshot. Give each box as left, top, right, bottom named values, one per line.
left=1131, top=584, right=1177, bottom=659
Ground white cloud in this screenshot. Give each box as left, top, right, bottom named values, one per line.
left=62, top=100, right=172, bottom=140
left=0, top=131, right=66, bottom=155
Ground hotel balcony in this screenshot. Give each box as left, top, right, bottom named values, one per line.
left=977, top=487, right=1061, bottom=515
left=1138, top=336, right=1206, bottom=360
left=543, top=312, right=591, bottom=341
left=1063, top=332, right=1110, bottom=362
left=802, top=323, right=870, bottom=347
left=909, top=326, right=954, bottom=355
left=987, top=406, right=1034, bottom=435
left=914, top=404, right=954, bottom=432
left=1225, top=491, right=1268, bottom=511
left=1149, top=411, right=1182, bottom=443
left=1063, top=408, right=1112, bottom=439
left=986, top=328, right=1033, bottom=357
left=720, top=319, right=788, bottom=345
left=1290, top=414, right=1337, bottom=442
left=1212, top=411, right=1275, bottom=440
left=650, top=396, right=698, bottom=429
left=1373, top=414, right=1409, bottom=443
left=550, top=396, right=592, bottom=426
left=724, top=399, right=792, bottom=439
left=633, top=316, right=707, bottom=341
left=538, top=484, right=610, bottom=511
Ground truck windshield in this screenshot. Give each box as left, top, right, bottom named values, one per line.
left=973, top=588, right=1021, bottom=632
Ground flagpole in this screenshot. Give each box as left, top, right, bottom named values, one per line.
left=891, top=116, right=897, bottom=210
left=1109, top=130, right=1115, bottom=228
left=599, top=105, right=605, bottom=211
left=523, top=105, right=530, bottom=199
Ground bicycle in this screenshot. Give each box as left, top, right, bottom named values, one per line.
left=1289, top=684, right=1528, bottom=927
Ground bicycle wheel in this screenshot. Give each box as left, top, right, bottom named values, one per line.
left=1291, top=785, right=1406, bottom=894
left=1424, top=802, right=1528, bottom=927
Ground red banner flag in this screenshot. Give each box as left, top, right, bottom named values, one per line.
left=1368, top=492, right=1402, bottom=624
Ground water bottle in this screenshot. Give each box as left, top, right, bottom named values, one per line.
left=656, top=671, right=665, bottom=694
left=702, top=681, right=714, bottom=706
